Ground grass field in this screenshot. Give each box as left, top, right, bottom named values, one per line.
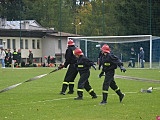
left=0, top=67, right=160, bottom=120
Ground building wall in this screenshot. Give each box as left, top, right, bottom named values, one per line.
left=42, top=36, right=68, bottom=63
left=0, top=36, right=42, bottom=59
left=0, top=35, right=80, bottom=64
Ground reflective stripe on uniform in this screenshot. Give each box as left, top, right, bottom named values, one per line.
left=102, top=90, right=108, bottom=93
left=77, top=89, right=84, bottom=92
left=63, top=82, right=69, bottom=85
left=69, top=82, right=75, bottom=84
left=13, top=52, right=18, bottom=55
left=88, top=89, right=93, bottom=93
left=114, top=87, right=120, bottom=92
left=104, top=63, right=110, bottom=66
left=78, top=65, right=84, bottom=67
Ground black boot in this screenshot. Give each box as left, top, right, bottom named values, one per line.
left=119, top=94, right=125, bottom=102
left=89, top=91, right=97, bottom=99
left=68, top=83, right=74, bottom=94
left=100, top=93, right=108, bottom=105
left=60, top=84, right=68, bottom=95
left=74, top=91, right=83, bottom=100
left=116, top=89, right=125, bottom=102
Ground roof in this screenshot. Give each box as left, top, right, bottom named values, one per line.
left=1, top=20, right=47, bottom=30
left=0, top=19, right=57, bottom=37
left=48, top=32, right=81, bottom=37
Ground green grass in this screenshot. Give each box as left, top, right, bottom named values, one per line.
left=0, top=67, right=160, bottom=120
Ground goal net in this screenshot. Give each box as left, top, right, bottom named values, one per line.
left=68, top=35, right=160, bottom=69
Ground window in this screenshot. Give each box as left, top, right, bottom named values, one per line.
left=25, top=39, right=28, bottom=49
left=12, top=39, right=16, bottom=49
left=7, top=39, right=11, bottom=49
left=32, top=39, right=36, bottom=49
left=58, top=39, right=61, bottom=49
left=20, top=39, right=23, bottom=49
left=37, top=39, right=40, bottom=49
left=0, top=39, right=2, bottom=45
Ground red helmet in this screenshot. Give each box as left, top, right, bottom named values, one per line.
left=101, top=44, right=110, bottom=53
left=73, top=48, right=83, bottom=56
left=67, top=39, right=75, bottom=46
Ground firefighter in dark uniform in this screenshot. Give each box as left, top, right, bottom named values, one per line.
left=17, top=49, right=21, bottom=67
left=5, top=49, right=8, bottom=67
left=99, top=44, right=126, bottom=105
left=12, top=49, right=18, bottom=67
left=6, top=49, right=12, bottom=67
left=59, top=39, right=78, bottom=95
left=73, top=48, right=97, bottom=100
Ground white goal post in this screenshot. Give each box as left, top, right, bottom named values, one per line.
left=68, top=35, right=160, bottom=69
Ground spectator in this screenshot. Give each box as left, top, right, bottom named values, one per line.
left=17, top=49, right=21, bottom=67
left=12, top=49, right=18, bottom=67
left=50, top=56, right=56, bottom=67
left=6, top=49, right=12, bottom=67
left=28, top=50, right=33, bottom=65
left=128, top=47, right=136, bottom=68
left=139, top=47, right=144, bottom=68
left=47, top=55, right=50, bottom=66
left=0, top=48, right=6, bottom=68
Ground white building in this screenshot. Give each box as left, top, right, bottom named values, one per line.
left=0, top=18, right=80, bottom=64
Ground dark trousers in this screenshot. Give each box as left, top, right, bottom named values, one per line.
left=61, top=64, right=78, bottom=93
left=102, top=70, right=123, bottom=102
left=130, top=58, right=135, bottom=67
left=77, top=70, right=96, bottom=97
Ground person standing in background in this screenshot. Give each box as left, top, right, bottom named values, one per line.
left=5, top=49, right=12, bottom=67
left=5, top=49, right=8, bottom=67
left=17, top=49, right=21, bottom=67
left=139, top=47, right=144, bottom=68
left=0, top=48, right=6, bottom=68
left=28, top=50, right=33, bottom=65
left=128, top=47, right=136, bottom=68
left=12, top=49, right=18, bottom=67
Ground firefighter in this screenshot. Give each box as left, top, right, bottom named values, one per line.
left=73, top=48, right=97, bottom=100
left=99, top=44, right=126, bottom=105
left=12, top=49, right=18, bottom=67
left=17, top=49, right=21, bottom=67
left=59, top=39, right=78, bottom=95
left=5, top=49, right=8, bottom=67
left=6, top=49, right=12, bottom=67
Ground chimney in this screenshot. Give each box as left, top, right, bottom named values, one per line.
left=0, top=18, right=7, bottom=28
left=24, top=20, right=29, bottom=29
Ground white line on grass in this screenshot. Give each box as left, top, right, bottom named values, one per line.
left=1, top=92, right=138, bottom=106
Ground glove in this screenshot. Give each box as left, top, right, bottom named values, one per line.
left=92, top=65, right=96, bottom=70
left=120, top=66, right=126, bottom=72
left=58, top=64, right=64, bottom=69
left=99, top=71, right=104, bottom=78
